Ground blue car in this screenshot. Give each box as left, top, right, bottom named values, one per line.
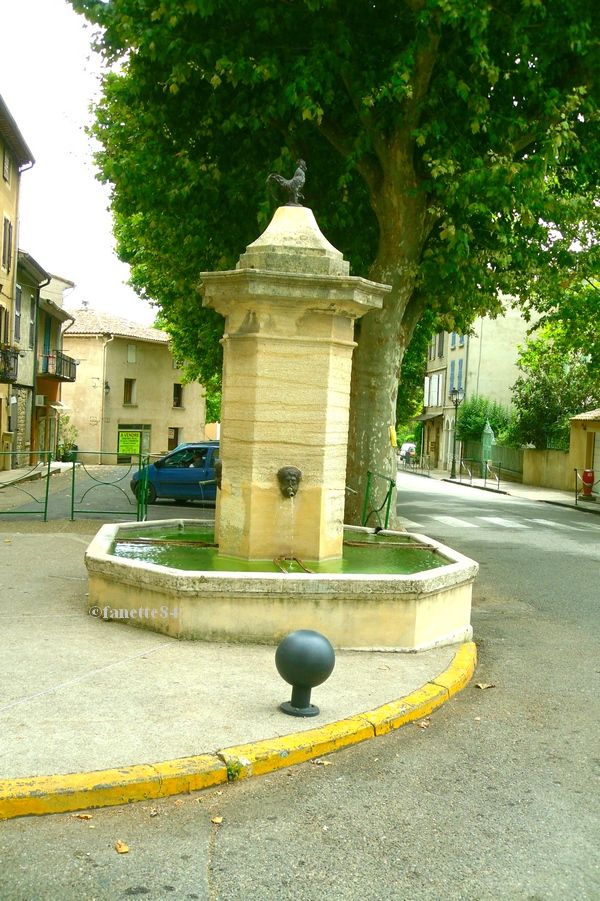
left=130, top=442, right=219, bottom=504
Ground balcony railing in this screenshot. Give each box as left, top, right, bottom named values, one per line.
left=0, top=345, right=18, bottom=383
left=39, top=349, right=77, bottom=382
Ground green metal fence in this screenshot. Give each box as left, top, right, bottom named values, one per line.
left=0, top=451, right=53, bottom=520
left=68, top=452, right=150, bottom=521
left=361, top=470, right=396, bottom=529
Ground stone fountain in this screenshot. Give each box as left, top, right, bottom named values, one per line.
left=86, top=199, right=477, bottom=651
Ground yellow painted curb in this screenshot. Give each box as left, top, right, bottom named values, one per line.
left=363, top=681, right=449, bottom=736
left=0, top=642, right=476, bottom=821
left=430, top=640, right=477, bottom=697
left=219, top=714, right=375, bottom=780
left=0, top=755, right=227, bottom=821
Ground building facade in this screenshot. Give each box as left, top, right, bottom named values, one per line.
left=0, top=96, right=34, bottom=469
left=60, top=308, right=206, bottom=463
left=420, top=305, right=531, bottom=470
left=34, top=275, right=77, bottom=457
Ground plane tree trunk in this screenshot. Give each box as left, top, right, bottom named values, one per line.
left=344, top=138, right=433, bottom=526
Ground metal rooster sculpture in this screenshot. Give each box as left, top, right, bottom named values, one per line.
left=266, top=159, right=306, bottom=206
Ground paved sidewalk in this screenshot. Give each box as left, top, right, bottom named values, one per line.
left=0, top=462, right=596, bottom=819
left=0, top=461, right=73, bottom=487
left=0, top=520, right=474, bottom=819
left=409, top=465, right=600, bottom=515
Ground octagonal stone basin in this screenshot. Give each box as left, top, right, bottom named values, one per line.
left=85, top=520, right=477, bottom=651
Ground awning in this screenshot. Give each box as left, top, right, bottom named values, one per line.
left=412, top=412, right=443, bottom=422
left=50, top=401, right=71, bottom=412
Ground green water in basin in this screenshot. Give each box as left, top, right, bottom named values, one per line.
left=110, top=526, right=447, bottom=575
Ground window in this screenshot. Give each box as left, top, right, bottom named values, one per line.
left=423, top=376, right=430, bottom=407
left=2, top=144, right=9, bottom=182
left=28, top=299, right=35, bottom=348
left=450, top=332, right=457, bottom=348
left=173, top=383, right=183, bottom=408
left=123, top=378, right=137, bottom=405
left=449, top=359, right=456, bottom=391
left=437, top=333, right=444, bottom=357
left=459, top=334, right=465, bottom=346
left=162, top=447, right=202, bottom=468
left=0, top=304, right=9, bottom=344
left=127, top=344, right=137, bottom=363
left=2, top=218, right=13, bottom=272
left=457, top=357, right=463, bottom=389
left=14, top=285, right=21, bottom=341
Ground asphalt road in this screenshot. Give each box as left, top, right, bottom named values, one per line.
left=0, top=474, right=598, bottom=900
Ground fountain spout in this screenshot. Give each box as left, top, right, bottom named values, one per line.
left=277, top=466, right=302, bottom=498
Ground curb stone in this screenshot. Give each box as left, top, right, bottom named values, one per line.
left=0, top=642, right=477, bottom=821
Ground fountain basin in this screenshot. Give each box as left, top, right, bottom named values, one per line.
left=85, top=520, right=477, bottom=651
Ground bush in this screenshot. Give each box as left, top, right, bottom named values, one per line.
left=456, top=397, right=510, bottom=443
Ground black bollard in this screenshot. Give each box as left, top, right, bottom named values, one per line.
left=275, top=629, right=335, bottom=717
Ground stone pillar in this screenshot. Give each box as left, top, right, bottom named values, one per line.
left=200, top=206, right=390, bottom=561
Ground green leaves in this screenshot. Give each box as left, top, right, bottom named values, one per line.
left=67, top=0, right=600, bottom=488
left=456, top=397, right=511, bottom=443
left=509, top=325, right=599, bottom=449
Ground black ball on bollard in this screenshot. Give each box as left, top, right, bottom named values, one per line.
left=275, top=629, right=335, bottom=717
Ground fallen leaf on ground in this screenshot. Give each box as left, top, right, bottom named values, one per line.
left=211, top=816, right=224, bottom=825
left=114, top=840, right=129, bottom=854
left=415, top=718, right=431, bottom=729
left=173, top=799, right=185, bottom=807
left=72, top=813, right=93, bottom=820
left=475, top=683, right=496, bottom=690
left=311, top=758, right=333, bottom=766
left=149, top=808, right=159, bottom=817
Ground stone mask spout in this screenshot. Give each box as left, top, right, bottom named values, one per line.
left=277, top=466, right=302, bottom=499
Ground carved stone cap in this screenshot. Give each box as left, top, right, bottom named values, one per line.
left=237, top=206, right=350, bottom=277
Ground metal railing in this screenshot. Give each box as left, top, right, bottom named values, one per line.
left=361, top=470, right=395, bottom=529
left=39, top=350, right=77, bottom=381
left=69, top=452, right=150, bottom=521
left=397, top=452, right=431, bottom=477
left=482, top=459, right=501, bottom=491
left=0, top=451, right=52, bottom=519
left=0, top=346, right=19, bottom=383
left=458, top=459, right=473, bottom=485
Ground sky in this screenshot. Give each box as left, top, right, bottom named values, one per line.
left=0, top=0, right=155, bottom=325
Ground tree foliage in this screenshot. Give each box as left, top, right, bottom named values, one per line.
left=522, top=278, right=600, bottom=367
left=456, top=396, right=511, bottom=443
left=69, top=0, right=600, bottom=520
left=508, top=327, right=599, bottom=449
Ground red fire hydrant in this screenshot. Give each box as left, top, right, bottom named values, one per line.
left=582, top=469, right=595, bottom=497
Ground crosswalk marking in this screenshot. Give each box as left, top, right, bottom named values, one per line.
left=476, top=516, right=529, bottom=529
left=398, top=512, right=600, bottom=532
left=433, top=515, right=477, bottom=528
left=525, top=517, right=586, bottom=532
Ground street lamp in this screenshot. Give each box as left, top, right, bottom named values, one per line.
left=449, top=386, right=464, bottom=479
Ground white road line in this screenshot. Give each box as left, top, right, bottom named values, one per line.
left=478, top=516, right=529, bottom=529
left=433, top=515, right=477, bottom=528
left=525, top=518, right=587, bottom=532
